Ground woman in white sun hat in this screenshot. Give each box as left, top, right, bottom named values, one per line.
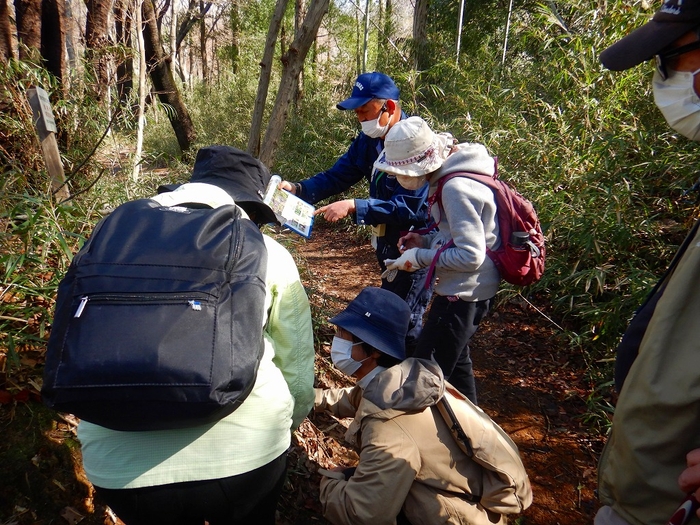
left=376, top=116, right=501, bottom=405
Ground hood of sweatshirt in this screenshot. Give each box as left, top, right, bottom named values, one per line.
left=430, top=142, right=495, bottom=189
left=344, top=358, right=445, bottom=445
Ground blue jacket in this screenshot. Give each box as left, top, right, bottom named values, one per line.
left=297, top=115, right=429, bottom=259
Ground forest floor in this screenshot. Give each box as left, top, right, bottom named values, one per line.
left=0, top=219, right=607, bottom=525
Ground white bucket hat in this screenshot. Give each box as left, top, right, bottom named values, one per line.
left=374, top=116, right=454, bottom=177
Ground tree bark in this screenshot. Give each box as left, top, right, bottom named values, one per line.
left=142, top=0, right=196, bottom=153
left=259, top=0, right=329, bottom=167
left=85, top=0, right=113, bottom=103
left=199, top=0, right=208, bottom=83
left=133, top=0, right=146, bottom=181
left=42, top=0, right=66, bottom=87
left=15, top=0, right=42, bottom=61
left=115, top=0, right=133, bottom=112
left=0, top=0, right=14, bottom=61
left=175, top=0, right=211, bottom=54
left=246, top=0, right=288, bottom=157
left=229, top=0, right=240, bottom=74
left=412, top=0, right=428, bottom=72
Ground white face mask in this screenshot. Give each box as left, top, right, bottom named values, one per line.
left=396, top=174, right=428, bottom=190
left=330, top=336, right=367, bottom=376
left=653, top=68, right=700, bottom=141
left=361, top=109, right=390, bottom=138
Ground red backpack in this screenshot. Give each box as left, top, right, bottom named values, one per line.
left=427, top=170, right=545, bottom=287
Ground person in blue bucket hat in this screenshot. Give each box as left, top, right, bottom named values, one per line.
left=314, top=287, right=523, bottom=525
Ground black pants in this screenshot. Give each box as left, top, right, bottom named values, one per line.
left=413, top=295, right=492, bottom=404
left=376, top=239, right=433, bottom=352
left=94, top=452, right=287, bottom=525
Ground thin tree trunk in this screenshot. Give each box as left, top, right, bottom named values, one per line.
left=142, top=0, right=196, bottom=153
left=85, top=0, right=113, bottom=103
left=361, top=0, right=369, bottom=72
left=259, top=0, right=329, bottom=167
left=133, top=0, right=146, bottom=181
left=0, top=0, right=14, bottom=61
left=246, top=0, right=289, bottom=157
left=170, top=0, right=177, bottom=80
left=412, top=0, right=428, bottom=72
left=115, top=0, right=133, bottom=112
left=64, top=0, right=76, bottom=68
left=199, top=0, right=208, bottom=83
left=293, top=0, right=304, bottom=106
left=230, top=0, right=240, bottom=74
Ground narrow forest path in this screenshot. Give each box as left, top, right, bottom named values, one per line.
left=279, top=220, right=605, bottom=525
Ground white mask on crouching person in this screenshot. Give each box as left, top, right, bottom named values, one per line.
left=330, top=337, right=367, bottom=376
left=653, top=68, right=700, bottom=141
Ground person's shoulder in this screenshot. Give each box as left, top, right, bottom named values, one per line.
left=262, top=234, right=292, bottom=258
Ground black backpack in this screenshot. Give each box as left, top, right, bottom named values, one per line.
left=42, top=199, right=268, bottom=431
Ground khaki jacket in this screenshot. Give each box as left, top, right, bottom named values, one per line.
left=598, top=223, right=700, bottom=525
left=315, top=358, right=506, bottom=525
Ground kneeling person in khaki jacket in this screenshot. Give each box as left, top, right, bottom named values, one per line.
left=315, top=287, right=531, bottom=525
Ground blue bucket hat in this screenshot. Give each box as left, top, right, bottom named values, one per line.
left=336, top=72, right=400, bottom=110
left=329, top=287, right=410, bottom=360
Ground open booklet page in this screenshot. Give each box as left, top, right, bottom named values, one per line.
left=263, top=175, right=315, bottom=238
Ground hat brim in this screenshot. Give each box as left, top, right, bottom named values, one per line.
left=373, top=156, right=444, bottom=177
left=600, top=19, right=698, bottom=70
left=329, top=308, right=406, bottom=361
left=336, top=96, right=374, bottom=110
left=157, top=183, right=182, bottom=194
left=374, top=133, right=452, bottom=177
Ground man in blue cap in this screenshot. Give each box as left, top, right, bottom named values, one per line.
left=280, top=72, right=432, bottom=349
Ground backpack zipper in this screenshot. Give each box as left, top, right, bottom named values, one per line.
left=73, top=293, right=212, bottom=318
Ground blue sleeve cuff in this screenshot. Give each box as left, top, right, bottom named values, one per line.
left=354, top=199, right=369, bottom=224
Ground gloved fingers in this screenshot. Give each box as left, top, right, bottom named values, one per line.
left=381, top=268, right=398, bottom=282
left=383, top=258, right=399, bottom=270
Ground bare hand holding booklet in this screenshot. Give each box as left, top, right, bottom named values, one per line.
left=263, top=175, right=315, bottom=238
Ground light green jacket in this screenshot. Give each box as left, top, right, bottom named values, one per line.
left=598, top=223, right=700, bottom=525
left=78, top=184, right=315, bottom=489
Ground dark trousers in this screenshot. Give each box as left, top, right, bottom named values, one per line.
left=413, top=295, right=492, bottom=404
left=376, top=239, right=432, bottom=352
left=94, top=452, right=287, bottom=525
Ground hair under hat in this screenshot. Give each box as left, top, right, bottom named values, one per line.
left=373, top=117, right=454, bottom=177
left=329, top=287, right=410, bottom=361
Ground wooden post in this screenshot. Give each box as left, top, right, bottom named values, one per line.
left=26, top=86, right=71, bottom=202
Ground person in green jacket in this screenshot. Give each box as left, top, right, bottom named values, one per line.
left=597, top=1, right=700, bottom=523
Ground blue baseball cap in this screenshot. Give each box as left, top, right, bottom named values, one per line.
left=336, top=72, right=401, bottom=110
left=329, top=287, right=410, bottom=361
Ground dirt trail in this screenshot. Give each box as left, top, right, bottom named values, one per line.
left=283, top=220, right=604, bottom=525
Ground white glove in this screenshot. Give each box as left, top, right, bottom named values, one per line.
left=383, top=248, right=420, bottom=273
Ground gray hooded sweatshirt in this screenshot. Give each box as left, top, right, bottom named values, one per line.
left=413, top=142, right=501, bottom=301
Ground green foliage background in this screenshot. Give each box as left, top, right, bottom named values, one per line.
left=2, top=0, right=699, bottom=423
